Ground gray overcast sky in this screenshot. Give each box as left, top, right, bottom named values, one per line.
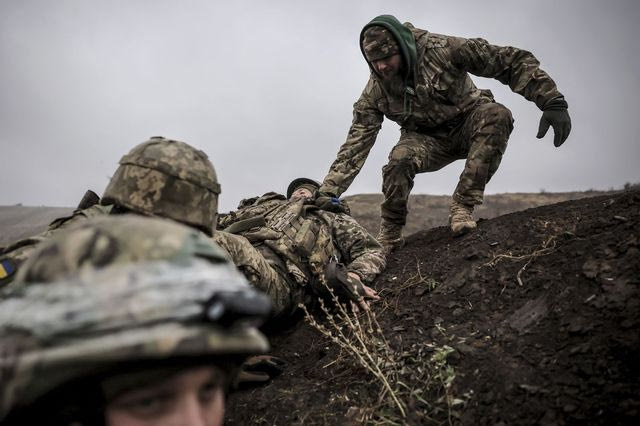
left=1, top=0, right=639, bottom=212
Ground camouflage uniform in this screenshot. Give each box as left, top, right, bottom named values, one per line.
left=218, top=192, right=386, bottom=317
left=0, top=215, right=270, bottom=423
left=0, top=136, right=220, bottom=286
left=320, top=16, right=566, bottom=228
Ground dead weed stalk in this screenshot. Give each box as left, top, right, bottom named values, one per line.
left=300, top=289, right=406, bottom=419
left=301, top=280, right=460, bottom=424
left=484, top=234, right=558, bottom=288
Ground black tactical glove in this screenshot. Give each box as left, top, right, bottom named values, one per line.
left=314, top=191, right=351, bottom=215
left=323, top=259, right=367, bottom=304
left=537, top=97, right=571, bottom=147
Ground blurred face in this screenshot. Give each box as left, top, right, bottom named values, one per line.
left=371, top=54, right=402, bottom=79
left=290, top=187, right=314, bottom=201
left=104, top=366, right=226, bottom=426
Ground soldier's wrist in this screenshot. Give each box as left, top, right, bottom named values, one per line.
left=543, top=95, right=568, bottom=111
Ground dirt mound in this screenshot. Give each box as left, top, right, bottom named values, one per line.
left=344, top=190, right=613, bottom=237
left=226, top=190, right=640, bottom=425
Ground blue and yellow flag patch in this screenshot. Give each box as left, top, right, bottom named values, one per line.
left=0, top=259, right=16, bottom=280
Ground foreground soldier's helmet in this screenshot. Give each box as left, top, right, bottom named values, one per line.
left=0, top=215, right=270, bottom=421
left=102, top=136, right=220, bottom=235
left=286, top=177, right=321, bottom=199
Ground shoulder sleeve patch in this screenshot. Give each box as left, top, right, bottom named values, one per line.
left=0, top=258, right=16, bottom=280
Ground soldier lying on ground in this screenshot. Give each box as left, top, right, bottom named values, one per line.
left=0, top=136, right=280, bottom=307
left=0, top=215, right=271, bottom=426
left=216, top=177, right=386, bottom=318
left=0, top=138, right=382, bottom=320
left=318, top=14, right=572, bottom=251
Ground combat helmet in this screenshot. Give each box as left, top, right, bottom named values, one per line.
left=0, top=215, right=270, bottom=422
left=286, top=177, right=321, bottom=199
left=102, top=136, right=220, bottom=235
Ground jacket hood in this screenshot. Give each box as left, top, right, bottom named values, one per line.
left=359, top=15, right=417, bottom=84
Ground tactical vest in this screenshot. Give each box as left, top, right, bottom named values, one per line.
left=239, top=200, right=337, bottom=286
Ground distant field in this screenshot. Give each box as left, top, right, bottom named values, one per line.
left=0, top=206, right=74, bottom=247
left=1, top=190, right=615, bottom=247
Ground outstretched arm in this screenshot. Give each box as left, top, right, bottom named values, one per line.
left=320, top=79, right=385, bottom=196
left=331, top=213, right=386, bottom=283
left=452, top=37, right=571, bottom=146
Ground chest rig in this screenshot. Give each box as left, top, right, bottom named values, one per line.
left=260, top=200, right=337, bottom=286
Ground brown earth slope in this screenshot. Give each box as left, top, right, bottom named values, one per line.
left=227, top=189, right=640, bottom=425
left=345, top=191, right=611, bottom=237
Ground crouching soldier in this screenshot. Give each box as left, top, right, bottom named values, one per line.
left=319, top=14, right=572, bottom=250
left=216, top=177, right=386, bottom=318
left=0, top=215, right=271, bottom=425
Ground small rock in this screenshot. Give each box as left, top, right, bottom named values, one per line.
left=455, top=343, right=476, bottom=354
left=582, top=259, right=600, bottom=279
left=620, top=319, right=634, bottom=329
left=613, top=215, right=628, bottom=222
left=453, top=308, right=465, bottom=317
left=414, top=287, right=427, bottom=296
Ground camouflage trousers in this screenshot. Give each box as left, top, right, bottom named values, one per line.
left=212, top=232, right=304, bottom=318
left=381, top=102, right=514, bottom=225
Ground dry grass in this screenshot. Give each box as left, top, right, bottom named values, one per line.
left=301, top=279, right=459, bottom=424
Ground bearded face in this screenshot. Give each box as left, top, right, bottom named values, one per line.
left=370, top=54, right=406, bottom=97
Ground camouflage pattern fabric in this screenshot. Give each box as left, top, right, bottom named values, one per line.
left=1, top=136, right=221, bottom=287
left=0, top=204, right=113, bottom=288
left=218, top=194, right=386, bottom=316
left=0, top=215, right=269, bottom=420
left=362, top=26, right=400, bottom=61
left=14, top=214, right=229, bottom=284
left=320, top=23, right=565, bottom=199
left=102, top=136, right=220, bottom=235
left=381, top=102, right=513, bottom=225
left=213, top=231, right=299, bottom=317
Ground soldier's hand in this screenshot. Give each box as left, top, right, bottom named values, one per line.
left=537, top=108, right=571, bottom=147
left=314, top=191, right=350, bottom=215
left=348, top=272, right=379, bottom=312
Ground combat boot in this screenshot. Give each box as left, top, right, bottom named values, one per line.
left=449, top=200, right=477, bottom=236
left=376, top=221, right=405, bottom=253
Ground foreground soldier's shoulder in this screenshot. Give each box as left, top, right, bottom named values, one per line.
left=48, top=204, right=113, bottom=230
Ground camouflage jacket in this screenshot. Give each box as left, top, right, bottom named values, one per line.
left=0, top=204, right=113, bottom=286
left=218, top=193, right=386, bottom=285
left=321, top=23, right=565, bottom=196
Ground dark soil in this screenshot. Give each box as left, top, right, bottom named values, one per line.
left=226, top=190, right=640, bottom=425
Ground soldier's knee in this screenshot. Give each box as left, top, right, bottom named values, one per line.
left=483, top=103, right=514, bottom=133
left=388, top=145, right=416, bottom=163
left=382, top=160, right=415, bottom=184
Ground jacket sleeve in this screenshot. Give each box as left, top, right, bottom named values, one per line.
left=320, top=79, right=384, bottom=197
left=331, top=213, right=386, bottom=283
left=0, top=206, right=104, bottom=286
left=217, top=208, right=255, bottom=230
left=451, top=37, right=565, bottom=109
